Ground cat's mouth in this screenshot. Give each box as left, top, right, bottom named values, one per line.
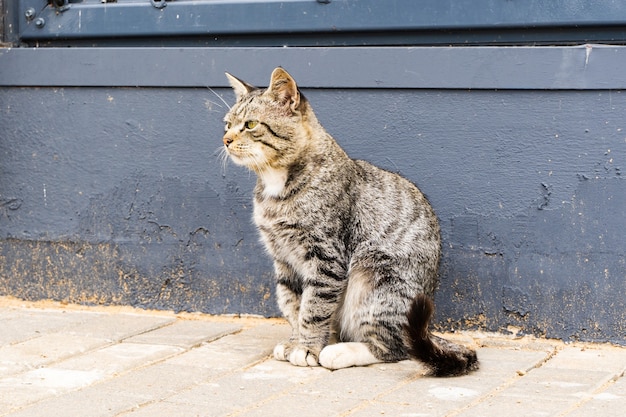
left=225, top=148, right=248, bottom=166
left=225, top=145, right=268, bottom=171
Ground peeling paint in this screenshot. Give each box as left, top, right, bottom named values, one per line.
left=502, top=286, right=531, bottom=318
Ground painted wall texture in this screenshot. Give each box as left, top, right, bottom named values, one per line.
left=1, top=45, right=625, bottom=344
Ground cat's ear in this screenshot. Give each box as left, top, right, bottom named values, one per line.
left=225, top=72, right=255, bottom=100
left=267, top=67, right=300, bottom=113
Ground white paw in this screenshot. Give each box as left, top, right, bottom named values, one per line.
left=273, top=343, right=289, bottom=361
left=319, top=342, right=380, bottom=370
left=288, top=346, right=320, bottom=367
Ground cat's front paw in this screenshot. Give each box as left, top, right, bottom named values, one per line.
left=273, top=342, right=319, bottom=367
left=288, top=345, right=320, bottom=367
left=273, top=342, right=292, bottom=362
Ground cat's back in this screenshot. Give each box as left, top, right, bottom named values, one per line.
left=352, top=159, right=434, bottom=214
left=350, top=159, right=440, bottom=251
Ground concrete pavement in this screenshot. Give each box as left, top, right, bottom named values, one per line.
left=1, top=297, right=625, bottom=417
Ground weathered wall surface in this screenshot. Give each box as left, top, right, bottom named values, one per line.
left=1, top=82, right=624, bottom=343
left=0, top=87, right=275, bottom=314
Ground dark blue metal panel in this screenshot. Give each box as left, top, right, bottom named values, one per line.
left=15, top=0, right=626, bottom=41
left=1, top=86, right=625, bottom=343
left=2, top=45, right=626, bottom=89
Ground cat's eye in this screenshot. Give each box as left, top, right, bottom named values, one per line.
left=244, top=120, right=259, bottom=130
left=224, top=122, right=232, bottom=131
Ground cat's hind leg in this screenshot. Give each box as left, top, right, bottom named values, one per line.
left=310, top=266, right=382, bottom=369
left=319, top=264, right=410, bottom=370
left=319, top=342, right=381, bottom=369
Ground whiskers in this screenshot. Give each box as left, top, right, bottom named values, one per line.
left=206, top=87, right=231, bottom=110
left=218, top=143, right=270, bottom=180
left=215, top=146, right=230, bottom=177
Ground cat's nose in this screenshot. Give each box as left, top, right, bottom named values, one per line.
left=223, top=136, right=234, bottom=147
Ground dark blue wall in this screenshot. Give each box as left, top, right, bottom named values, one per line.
left=1, top=45, right=625, bottom=344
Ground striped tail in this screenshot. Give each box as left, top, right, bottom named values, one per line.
left=404, top=294, right=479, bottom=377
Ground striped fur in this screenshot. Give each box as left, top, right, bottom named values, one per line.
left=223, top=68, right=478, bottom=376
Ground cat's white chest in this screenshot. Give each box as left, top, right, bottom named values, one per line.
left=253, top=167, right=288, bottom=230
left=253, top=167, right=290, bottom=257
left=259, top=167, right=288, bottom=198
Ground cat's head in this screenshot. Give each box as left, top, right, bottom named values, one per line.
left=222, top=67, right=311, bottom=173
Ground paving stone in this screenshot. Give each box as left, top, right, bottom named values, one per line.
left=451, top=361, right=618, bottom=417
left=238, top=321, right=292, bottom=343
left=0, top=309, right=99, bottom=346
left=293, top=362, right=419, bottom=401
left=164, top=359, right=328, bottom=415
left=63, top=313, right=176, bottom=342
left=0, top=311, right=178, bottom=381
left=1, top=301, right=624, bottom=417
left=0, top=367, right=107, bottom=411
left=115, top=400, right=215, bottom=417
left=473, top=347, right=553, bottom=375
left=0, top=379, right=66, bottom=414
left=166, top=324, right=289, bottom=372
left=0, top=401, right=12, bottom=415
left=58, top=342, right=184, bottom=375
left=94, top=362, right=218, bottom=400
left=0, top=362, right=214, bottom=417
left=477, top=335, right=560, bottom=352
left=0, top=361, right=31, bottom=377
left=543, top=345, right=626, bottom=373
left=379, top=377, right=485, bottom=417
left=0, top=344, right=181, bottom=412
left=3, top=367, right=104, bottom=391
left=0, top=333, right=110, bottom=376
left=2, top=384, right=147, bottom=417
left=236, top=393, right=362, bottom=417
left=347, top=400, right=445, bottom=417
left=124, top=320, right=242, bottom=348
left=378, top=346, right=549, bottom=415
left=0, top=371, right=80, bottom=415
left=237, top=358, right=328, bottom=385
left=565, top=374, right=626, bottom=417
left=454, top=395, right=574, bottom=417
left=501, top=367, right=615, bottom=400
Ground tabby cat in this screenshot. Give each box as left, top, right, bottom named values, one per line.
left=222, top=68, right=478, bottom=376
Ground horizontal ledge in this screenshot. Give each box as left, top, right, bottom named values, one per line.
left=1, top=45, right=626, bottom=89
left=17, top=0, right=626, bottom=40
